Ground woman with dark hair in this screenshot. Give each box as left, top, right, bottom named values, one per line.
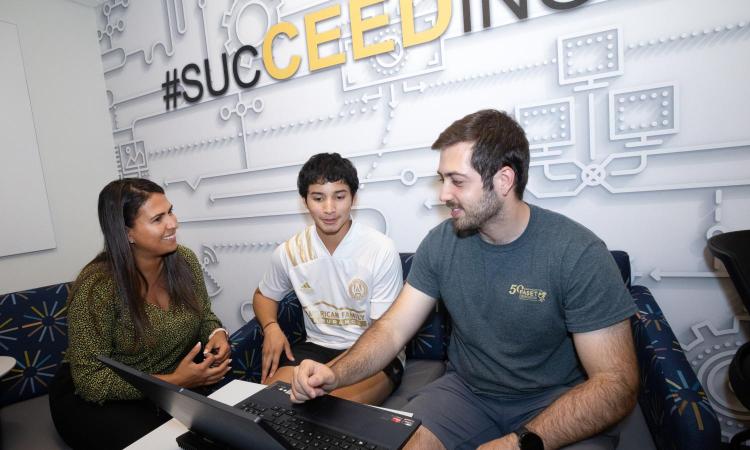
left=49, top=178, right=231, bottom=449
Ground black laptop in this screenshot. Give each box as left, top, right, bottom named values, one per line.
left=98, top=355, right=420, bottom=450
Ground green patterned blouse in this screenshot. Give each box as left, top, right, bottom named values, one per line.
left=64, top=245, right=223, bottom=403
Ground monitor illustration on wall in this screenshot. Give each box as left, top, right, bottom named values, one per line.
left=557, top=25, right=624, bottom=92
left=609, top=82, right=679, bottom=148
left=515, top=97, right=575, bottom=158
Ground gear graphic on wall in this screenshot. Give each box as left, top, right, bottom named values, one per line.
left=368, top=26, right=408, bottom=77
left=683, top=316, right=750, bottom=440
left=222, top=0, right=282, bottom=68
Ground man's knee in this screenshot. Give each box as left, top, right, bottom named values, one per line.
left=265, top=366, right=294, bottom=385
left=404, top=425, right=446, bottom=450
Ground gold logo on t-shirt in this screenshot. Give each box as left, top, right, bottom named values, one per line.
left=508, top=284, right=548, bottom=303
left=303, top=302, right=367, bottom=327
left=347, top=278, right=368, bottom=301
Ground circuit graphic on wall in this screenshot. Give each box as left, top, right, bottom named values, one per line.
left=97, top=0, right=750, bottom=438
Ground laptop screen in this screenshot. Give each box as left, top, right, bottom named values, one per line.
left=98, top=355, right=287, bottom=449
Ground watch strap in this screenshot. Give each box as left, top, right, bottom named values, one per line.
left=513, top=425, right=543, bottom=450
left=514, top=425, right=531, bottom=436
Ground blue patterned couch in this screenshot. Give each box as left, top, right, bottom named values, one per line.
left=628, top=284, right=722, bottom=449
left=0, top=251, right=721, bottom=449
left=0, top=282, right=71, bottom=449
left=1, top=283, right=70, bottom=407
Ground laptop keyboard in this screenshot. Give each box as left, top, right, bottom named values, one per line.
left=238, top=400, right=386, bottom=450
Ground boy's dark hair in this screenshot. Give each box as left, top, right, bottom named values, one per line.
left=297, top=153, right=359, bottom=198
left=431, top=109, right=530, bottom=199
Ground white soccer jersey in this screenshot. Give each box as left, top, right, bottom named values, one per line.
left=259, top=221, right=403, bottom=350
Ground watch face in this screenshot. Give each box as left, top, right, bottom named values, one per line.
left=519, top=431, right=544, bottom=450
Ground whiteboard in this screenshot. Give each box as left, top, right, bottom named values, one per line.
left=0, top=20, right=56, bottom=257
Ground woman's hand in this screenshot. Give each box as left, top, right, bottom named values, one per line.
left=204, top=329, right=231, bottom=364
left=157, top=342, right=231, bottom=388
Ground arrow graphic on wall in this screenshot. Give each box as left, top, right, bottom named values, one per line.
left=423, top=199, right=444, bottom=210
left=361, top=87, right=382, bottom=104
left=388, top=84, right=399, bottom=109
left=210, top=186, right=298, bottom=202
left=403, top=81, right=426, bottom=93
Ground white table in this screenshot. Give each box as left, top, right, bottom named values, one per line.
left=0, top=356, right=16, bottom=377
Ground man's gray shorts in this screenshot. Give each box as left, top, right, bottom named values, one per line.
left=402, top=367, right=619, bottom=450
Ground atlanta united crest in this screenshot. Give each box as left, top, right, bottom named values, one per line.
left=347, top=278, right=368, bottom=301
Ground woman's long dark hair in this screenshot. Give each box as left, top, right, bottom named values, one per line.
left=73, top=178, right=201, bottom=346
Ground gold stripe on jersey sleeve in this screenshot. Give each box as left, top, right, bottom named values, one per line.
left=305, top=227, right=316, bottom=262
left=285, top=240, right=298, bottom=267
left=295, top=232, right=306, bottom=264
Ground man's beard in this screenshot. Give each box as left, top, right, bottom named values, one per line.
left=447, top=190, right=503, bottom=233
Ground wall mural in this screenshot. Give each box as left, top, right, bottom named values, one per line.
left=97, top=0, right=750, bottom=438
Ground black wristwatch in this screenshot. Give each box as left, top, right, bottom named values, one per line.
left=513, top=426, right=544, bottom=450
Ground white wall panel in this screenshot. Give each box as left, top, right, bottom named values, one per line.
left=0, top=21, right=56, bottom=257
left=0, top=0, right=116, bottom=292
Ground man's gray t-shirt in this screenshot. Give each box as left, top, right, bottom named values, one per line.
left=406, top=204, right=636, bottom=399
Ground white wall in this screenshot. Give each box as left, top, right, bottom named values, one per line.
left=82, top=0, right=750, bottom=438
left=0, top=0, right=116, bottom=292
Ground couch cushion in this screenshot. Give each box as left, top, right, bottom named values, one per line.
left=381, top=359, right=446, bottom=410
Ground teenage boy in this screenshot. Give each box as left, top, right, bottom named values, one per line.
left=252, top=152, right=404, bottom=404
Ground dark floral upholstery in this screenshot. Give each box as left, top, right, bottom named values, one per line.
left=226, top=290, right=306, bottom=384
left=400, top=253, right=451, bottom=360
left=630, top=284, right=721, bottom=449
left=0, top=282, right=70, bottom=407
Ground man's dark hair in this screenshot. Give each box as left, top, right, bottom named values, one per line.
left=431, top=109, right=530, bottom=199
left=297, top=152, right=359, bottom=198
